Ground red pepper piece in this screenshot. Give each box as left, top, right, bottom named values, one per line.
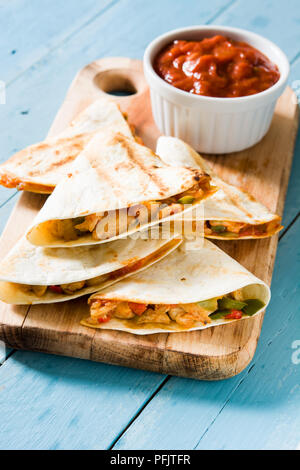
left=49, top=285, right=63, bottom=294
left=97, top=314, right=111, bottom=324
left=128, top=302, right=147, bottom=316
left=225, top=310, right=243, bottom=320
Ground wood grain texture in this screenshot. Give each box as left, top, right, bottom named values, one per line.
left=0, top=58, right=297, bottom=380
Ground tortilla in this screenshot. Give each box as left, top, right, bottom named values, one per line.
left=0, top=98, right=133, bottom=193
left=156, top=136, right=282, bottom=240
left=82, top=239, right=270, bottom=334
left=0, top=233, right=181, bottom=304
left=26, top=132, right=214, bottom=248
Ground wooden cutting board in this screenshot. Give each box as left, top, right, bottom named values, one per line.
left=0, top=58, right=298, bottom=380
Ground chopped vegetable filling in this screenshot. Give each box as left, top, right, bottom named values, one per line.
left=205, top=220, right=281, bottom=238
left=17, top=240, right=180, bottom=299
left=47, top=179, right=210, bottom=242
left=86, top=293, right=265, bottom=329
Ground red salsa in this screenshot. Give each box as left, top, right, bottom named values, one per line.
left=154, top=35, right=280, bottom=98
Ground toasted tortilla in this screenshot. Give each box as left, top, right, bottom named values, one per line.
left=0, top=98, right=133, bottom=193
left=82, top=239, right=270, bottom=334
left=0, top=233, right=181, bottom=304
left=26, top=132, right=213, bottom=248
left=156, top=136, right=282, bottom=240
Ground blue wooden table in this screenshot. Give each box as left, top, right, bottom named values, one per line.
left=0, top=0, right=299, bottom=450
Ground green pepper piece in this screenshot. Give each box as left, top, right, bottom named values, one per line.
left=210, top=310, right=230, bottom=320
left=197, top=298, right=219, bottom=312
left=218, top=297, right=247, bottom=310
left=178, top=196, right=195, bottom=204
left=243, top=299, right=265, bottom=316
left=210, top=224, right=227, bottom=233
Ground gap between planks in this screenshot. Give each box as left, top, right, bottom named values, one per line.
left=3, top=0, right=120, bottom=89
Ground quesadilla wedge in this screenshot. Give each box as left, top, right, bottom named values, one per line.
left=0, top=98, right=134, bottom=193
left=0, top=233, right=181, bottom=304
left=156, top=136, right=282, bottom=240
left=82, top=239, right=270, bottom=334
left=26, top=132, right=214, bottom=248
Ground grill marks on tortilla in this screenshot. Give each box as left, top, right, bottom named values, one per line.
left=87, top=133, right=205, bottom=202
left=27, top=135, right=92, bottom=177
left=86, top=133, right=168, bottom=198
left=0, top=133, right=92, bottom=184
left=115, top=135, right=170, bottom=196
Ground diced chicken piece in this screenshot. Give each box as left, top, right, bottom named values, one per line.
left=18, top=283, right=32, bottom=293
left=137, top=308, right=171, bottom=325
left=190, top=188, right=203, bottom=199
left=32, top=285, right=47, bottom=297
left=93, top=211, right=119, bottom=240
left=181, top=186, right=204, bottom=199
left=154, top=304, right=171, bottom=315
left=51, top=219, right=78, bottom=241
left=168, top=306, right=195, bottom=329
left=127, top=215, right=140, bottom=230
left=180, top=303, right=212, bottom=324
left=86, top=274, right=109, bottom=287
left=127, top=204, right=150, bottom=231
left=204, top=221, right=213, bottom=235
left=159, top=203, right=183, bottom=219
left=114, top=302, right=135, bottom=319
left=75, top=213, right=104, bottom=233
left=90, top=300, right=117, bottom=319
left=232, top=289, right=245, bottom=301
left=61, top=280, right=86, bottom=294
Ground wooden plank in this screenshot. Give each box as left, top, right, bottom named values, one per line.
left=0, top=343, right=11, bottom=364
left=214, top=0, right=300, bottom=62
left=113, top=218, right=300, bottom=450
left=0, top=192, right=17, bottom=235
left=0, top=58, right=297, bottom=380
left=0, top=350, right=165, bottom=450
left=0, top=0, right=116, bottom=83
left=281, top=58, right=300, bottom=228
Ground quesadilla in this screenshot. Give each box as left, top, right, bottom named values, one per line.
left=156, top=136, right=282, bottom=240
left=0, top=233, right=181, bottom=304
left=82, top=239, right=270, bottom=334
left=0, top=98, right=134, bottom=193
left=26, top=132, right=214, bottom=248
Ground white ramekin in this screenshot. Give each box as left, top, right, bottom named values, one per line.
left=143, top=25, right=289, bottom=154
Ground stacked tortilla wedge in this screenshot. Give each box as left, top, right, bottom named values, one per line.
left=156, top=136, right=282, bottom=240
left=83, top=239, right=270, bottom=333
left=0, top=97, right=277, bottom=334
left=0, top=234, right=181, bottom=304
left=0, top=98, right=134, bottom=193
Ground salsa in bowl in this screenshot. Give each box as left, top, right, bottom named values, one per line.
left=154, top=35, right=280, bottom=98
left=144, top=26, right=289, bottom=153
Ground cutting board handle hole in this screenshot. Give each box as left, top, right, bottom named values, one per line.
left=94, top=69, right=138, bottom=97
